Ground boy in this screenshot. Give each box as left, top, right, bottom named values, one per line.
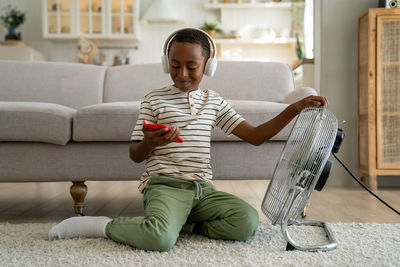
left=49, top=28, right=328, bottom=252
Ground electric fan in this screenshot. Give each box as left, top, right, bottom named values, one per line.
left=261, top=107, right=344, bottom=252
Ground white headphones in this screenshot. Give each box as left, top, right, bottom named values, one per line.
left=162, top=28, right=218, bottom=77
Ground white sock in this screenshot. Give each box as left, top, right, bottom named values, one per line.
left=49, top=216, right=112, bottom=240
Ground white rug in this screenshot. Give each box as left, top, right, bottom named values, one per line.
left=0, top=222, right=399, bottom=266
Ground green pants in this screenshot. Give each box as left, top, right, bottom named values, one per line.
left=105, top=174, right=259, bottom=252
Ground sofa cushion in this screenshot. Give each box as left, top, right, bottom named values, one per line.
left=103, top=64, right=171, bottom=103
left=201, top=61, right=295, bottom=102
left=73, top=100, right=293, bottom=142
left=73, top=101, right=140, bottom=141
left=0, top=60, right=105, bottom=109
left=211, top=100, right=294, bottom=141
left=283, top=87, right=318, bottom=104
left=103, top=61, right=295, bottom=104
left=0, top=102, right=75, bottom=145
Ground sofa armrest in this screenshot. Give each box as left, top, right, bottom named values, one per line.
left=283, top=87, right=318, bottom=104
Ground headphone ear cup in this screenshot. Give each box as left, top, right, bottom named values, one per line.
left=204, top=58, right=217, bottom=77
left=161, top=55, right=169, bottom=73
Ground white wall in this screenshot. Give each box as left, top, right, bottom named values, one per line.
left=0, top=0, right=76, bottom=61
left=319, top=0, right=400, bottom=187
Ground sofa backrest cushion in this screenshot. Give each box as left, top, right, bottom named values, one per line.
left=0, top=60, right=105, bottom=109
left=103, top=63, right=172, bottom=103
left=201, top=61, right=295, bottom=102
left=103, top=61, right=295, bottom=103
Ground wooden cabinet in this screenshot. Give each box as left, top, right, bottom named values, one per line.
left=42, top=0, right=140, bottom=40
left=358, top=8, right=400, bottom=190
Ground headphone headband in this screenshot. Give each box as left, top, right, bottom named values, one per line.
left=161, top=28, right=218, bottom=77
left=163, top=28, right=217, bottom=59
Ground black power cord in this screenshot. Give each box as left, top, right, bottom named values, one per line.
left=332, top=152, right=400, bottom=216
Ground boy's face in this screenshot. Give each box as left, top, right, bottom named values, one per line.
left=168, top=41, right=205, bottom=92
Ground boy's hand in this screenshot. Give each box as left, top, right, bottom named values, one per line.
left=291, top=95, right=328, bottom=114
left=142, top=120, right=181, bottom=147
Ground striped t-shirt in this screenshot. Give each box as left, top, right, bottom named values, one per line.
left=131, top=85, right=244, bottom=192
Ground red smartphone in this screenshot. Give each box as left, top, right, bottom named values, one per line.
left=144, top=123, right=183, bottom=143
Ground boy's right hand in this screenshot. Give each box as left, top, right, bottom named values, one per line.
left=142, top=120, right=181, bottom=147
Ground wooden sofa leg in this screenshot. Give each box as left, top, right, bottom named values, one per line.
left=70, top=181, right=88, bottom=216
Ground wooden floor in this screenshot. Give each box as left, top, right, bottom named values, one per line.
left=0, top=180, right=399, bottom=224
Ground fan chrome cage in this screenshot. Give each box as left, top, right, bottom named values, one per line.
left=261, top=107, right=339, bottom=252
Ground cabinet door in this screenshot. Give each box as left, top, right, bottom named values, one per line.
left=376, top=15, right=400, bottom=169
left=43, top=0, right=74, bottom=38
left=77, top=0, right=106, bottom=37
left=108, top=0, right=139, bottom=39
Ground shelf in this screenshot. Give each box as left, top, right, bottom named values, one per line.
left=204, top=2, right=304, bottom=9
left=214, top=37, right=297, bottom=45
left=291, top=58, right=314, bottom=69
left=47, top=11, right=71, bottom=15
left=382, top=61, right=400, bottom=67
left=79, top=14, right=103, bottom=17
left=79, top=12, right=102, bottom=15
left=112, top=14, right=133, bottom=16
left=381, top=112, right=400, bottom=116
left=0, top=40, right=29, bottom=46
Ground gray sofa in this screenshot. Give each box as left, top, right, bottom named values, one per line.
left=0, top=60, right=317, bottom=214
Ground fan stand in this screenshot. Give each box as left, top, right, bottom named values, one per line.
left=281, top=188, right=338, bottom=252
left=301, top=206, right=307, bottom=218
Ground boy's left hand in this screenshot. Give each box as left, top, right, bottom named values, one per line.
left=291, top=95, right=328, bottom=114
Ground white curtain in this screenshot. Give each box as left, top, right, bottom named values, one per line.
left=304, top=0, right=314, bottom=58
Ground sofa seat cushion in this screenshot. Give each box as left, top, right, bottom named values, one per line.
left=0, top=102, right=76, bottom=145
left=74, top=100, right=294, bottom=142
left=211, top=100, right=295, bottom=141
left=73, top=101, right=140, bottom=141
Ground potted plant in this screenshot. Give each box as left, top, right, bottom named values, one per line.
left=200, top=21, right=224, bottom=38
left=295, top=33, right=304, bottom=59
left=0, top=5, right=26, bottom=41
